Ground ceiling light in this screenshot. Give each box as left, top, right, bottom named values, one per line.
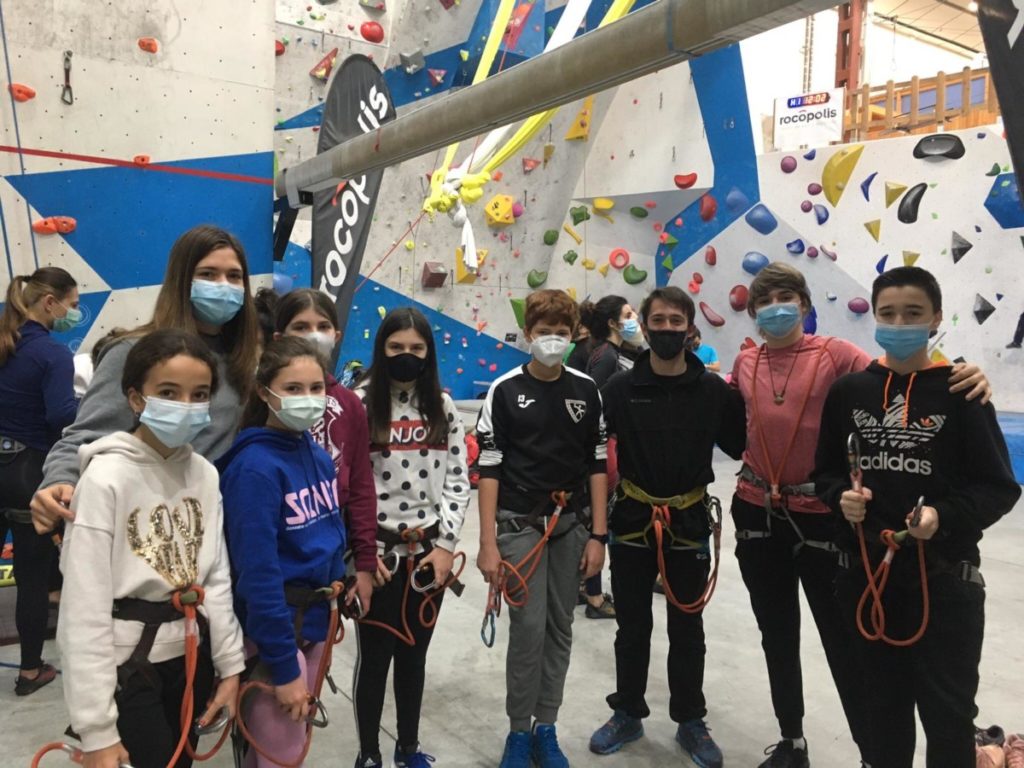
left=968, top=1, right=978, bottom=10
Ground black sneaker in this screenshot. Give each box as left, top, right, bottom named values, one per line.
left=1007, top=342, right=1022, bottom=349
left=15, top=663, right=57, bottom=696
left=975, top=724, right=1006, bottom=747
left=585, top=597, right=616, bottom=619
left=758, top=740, right=809, bottom=768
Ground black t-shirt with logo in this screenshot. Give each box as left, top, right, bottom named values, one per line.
left=476, top=364, right=607, bottom=512
left=813, top=361, right=1020, bottom=567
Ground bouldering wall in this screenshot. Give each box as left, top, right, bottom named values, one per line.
left=0, top=0, right=276, bottom=354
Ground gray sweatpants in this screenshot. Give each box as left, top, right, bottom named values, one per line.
left=497, top=510, right=589, bottom=732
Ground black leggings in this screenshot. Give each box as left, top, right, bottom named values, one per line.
left=353, top=552, right=444, bottom=757
left=0, top=446, right=57, bottom=671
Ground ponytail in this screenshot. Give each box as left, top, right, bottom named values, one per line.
left=0, top=267, right=77, bottom=366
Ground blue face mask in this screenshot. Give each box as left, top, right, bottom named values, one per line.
left=875, top=323, right=931, bottom=361
left=190, top=280, right=244, bottom=326
left=53, top=304, right=83, bottom=333
left=620, top=317, right=642, bottom=343
left=755, top=303, right=802, bottom=338
left=140, top=398, right=211, bottom=449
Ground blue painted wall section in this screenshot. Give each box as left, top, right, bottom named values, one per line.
left=984, top=172, right=1024, bottom=229
left=656, top=44, right=759, bottom=285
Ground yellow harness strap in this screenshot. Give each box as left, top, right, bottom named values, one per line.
left=615, top=479, right=708, bottom=547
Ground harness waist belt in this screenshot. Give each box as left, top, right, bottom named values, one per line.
left=738, top=464, right=816, bottom=498
left=499, top=486, right=583, bottom=518
left=377, top=522, right=440, bottom=550
left=112, top=596, right=189, bottom=625
left=619, top=478, right=706, bottom=510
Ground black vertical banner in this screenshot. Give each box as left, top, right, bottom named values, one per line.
left=978, top=0, right=1024, bottom=193
left=312, top=55, right=396, bottom=358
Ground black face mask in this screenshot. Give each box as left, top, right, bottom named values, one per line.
left=385, top=352, right=426, bottom=383
left=647, top=330, right=687, bottom=361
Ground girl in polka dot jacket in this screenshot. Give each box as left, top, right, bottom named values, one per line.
left=351, top=307, right=470, bottom=768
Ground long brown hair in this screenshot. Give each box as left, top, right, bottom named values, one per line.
left=118, top=225, right=261, bottom=398
left=273, top=288, right=336, bottom=334
left=241, top=337, right=326, bottom=429
left=0, top=267, right=77, bottom=365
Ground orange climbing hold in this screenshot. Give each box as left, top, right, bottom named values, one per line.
left=699, top=194, right=717, bottom=222
left=8, top=84, right=36, bottom=102
left=32, top=217, right=77, bottom=235
left=133, top=155, right=151, bottom=165
left=138, top=37, right=159, bottom=54
left=674, top=173, right=698, bottom=189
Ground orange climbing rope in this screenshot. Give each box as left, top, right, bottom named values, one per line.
left=649, top=503, right=722, bottom=615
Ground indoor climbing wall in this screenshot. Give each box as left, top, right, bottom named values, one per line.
left=0, top=0, right=275, bottom=354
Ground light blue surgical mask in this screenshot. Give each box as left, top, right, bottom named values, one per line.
left=268, top=389, right=326, bottom=432
left=190, top=280, right=244, bottom=326
left=620, top=317, right=642, bottom=343
left=755, top=303, right=802, bottom=338
left=140, top=398, right=211, bottom=448
left=875, top=323, right=931, bottom=361
left=53, top=304, right=83, bottom=333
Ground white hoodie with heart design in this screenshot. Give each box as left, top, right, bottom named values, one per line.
left=57, top=431, right=245, bottom=752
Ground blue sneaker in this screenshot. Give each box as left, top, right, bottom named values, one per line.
left=499, top=731, right=533, bottom=768
left=676, top=719, right=723, bottom=768
left=532, top=724, right=569, bottom=768
left=589, top=711, right=644, bottom=755
left=354, top=754, right=382, bottom=768
left=392, top=744, right=435, bottom=768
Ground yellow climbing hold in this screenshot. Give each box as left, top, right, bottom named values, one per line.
left=821, top=144, right=864, bottom=207
left=455, top=247, right=488, bottom=284
left=902, top=250, right=920, bottom=267
left=484, top=194, right=516, bottom=227
left=885, top=181, right=908, bottom=209
left=864, top=219, right=881, bottom=242
left=563, top=224, right=583, bottom=245
left=581, top=258, right=596, bottom=270
left=593, top=198, right=615, bottom=213
left=598, top=263, right=610, bottom=276
left=565, top=96, right=594, bottom=141
left=404, top=240, right=416, bottom=251
left=566, top=287, right=577, bottom=301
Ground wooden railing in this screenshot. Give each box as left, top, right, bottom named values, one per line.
left=844, top=66, right=1001, bottom=142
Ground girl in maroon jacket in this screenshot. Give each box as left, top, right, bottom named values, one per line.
left=271, top=289, right=378, bottom=611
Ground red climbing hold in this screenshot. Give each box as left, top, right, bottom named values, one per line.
left=275, top=40, right=286, bottom=56
left=8, top=84, right=35, bottom=102
left=699, top=301, right=725, bottom=327
left=729, top=284, right=749, bottom=312
left=360, top=21, right=385, bottom=43
left=427, top=68, right=447, bottom=86
left=138, top=37, right=159, bottom=54
left=693, top=272, right=703, bottom=284
left=132, top=155, right=151, bottom=165
left=492, top=170, right=504, bottom=182
left=32, top=216, right=77, bottom=235
left=522, top=157, right=541, bottom=174
left=688, top=281, right=700, bottom=294
left=699, top=194, right=717, bottom=222
left=740, top=337, right=757, bottom=351
left=674, top=172, right=698, bottom=189
left=704, top=246, right=717, bottom=266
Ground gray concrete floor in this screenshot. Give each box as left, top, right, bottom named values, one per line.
left=3, top=455, right=1023, bottom=767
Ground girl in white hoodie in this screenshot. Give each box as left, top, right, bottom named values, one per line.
left=58, top=329, right=245, bottom=768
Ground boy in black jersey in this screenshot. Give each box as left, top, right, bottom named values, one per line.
left=476, top=289, right=608, bottom=768
left=813, top=267, right=1020, bottom=768
left=589, top=287, right=745, bottom=768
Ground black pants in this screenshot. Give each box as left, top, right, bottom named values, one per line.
left=353, top=552, right=443, bottom=757
left=607, top=541, right=709, bottom=722
left=732, top=496, right=871, bottom=753
left=0, top=445, right=56, bottom=670
left=116, top=653, right=214, bottom=768
left=838, top=562, right=984, bottom=768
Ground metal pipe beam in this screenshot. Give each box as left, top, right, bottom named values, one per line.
left=276, top=0, right=838, bottom=202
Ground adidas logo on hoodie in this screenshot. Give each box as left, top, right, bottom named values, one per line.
left=859, top=452, right=932, bottom=476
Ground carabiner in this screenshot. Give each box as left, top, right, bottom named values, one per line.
left=306, top=697, right=329, bottom=729
left=846, top=433, right=863, bottom=490
left=380, top=549, right=401, bottom=577
left=480, top=609, right=496, bottom=648
left=195, top=706, right=232, bottom=736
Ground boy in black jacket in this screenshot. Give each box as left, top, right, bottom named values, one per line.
left=813, top=267, right=1020, bottom=768
left=588, top=287, right=745, bottom=768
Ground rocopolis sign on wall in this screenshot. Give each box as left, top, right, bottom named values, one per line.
left=772, top=88, right=845, bottom=150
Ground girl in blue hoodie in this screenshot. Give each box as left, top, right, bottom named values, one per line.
left=219, top=337, right=349, bottom=768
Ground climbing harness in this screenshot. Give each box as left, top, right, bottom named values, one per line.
left=31, top=585, right=226, bottom=768
left=480, top=490, right=578, bottom=647
left=614, top=479, right=722, bottom=614
left=847, top=433, right=930, bottom=647
left=61, top=51, right=73, bottom=105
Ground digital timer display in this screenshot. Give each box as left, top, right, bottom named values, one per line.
left=787, top=92, right=831, bottom=109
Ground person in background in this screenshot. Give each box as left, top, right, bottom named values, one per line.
left=0, top=266, right=80, bottom=695
left=73, top=328, right=128, bottom=400
left=254, top=288, right=279, bottom=347
left=689, top=327, right=720, bottom=373
left=565, top=305, right=593, bottom=372
left=1007, top=309, right=1023, bottom=349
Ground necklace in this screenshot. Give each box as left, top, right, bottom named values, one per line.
left=763, top=339, right=803, bottom=405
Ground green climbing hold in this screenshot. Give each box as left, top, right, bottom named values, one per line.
left=527, top=269, right=548, bottom=288
left=986, top=163, right=1001, bottom=177
left=662, top=255, right=674, bottom=270
left=510, top=298, right=526, bottom=329
left=623, top=264, right=648, bottom=285
left=543, top=229, right=559, bottom=246
left=630, top=206, right=649, bottom=219
left=662, top=233, right=679, bottom=248
left=563, top=250, right=579, bottom=265
left=570, top=206, right=591, bottom=226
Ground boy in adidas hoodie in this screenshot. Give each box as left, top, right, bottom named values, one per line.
left=813, top=267, right=1020, bottom=768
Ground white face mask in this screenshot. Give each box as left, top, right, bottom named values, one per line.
left=303, top=331, right=336, bottom=357
left=530, top=334, right=569, bottom=367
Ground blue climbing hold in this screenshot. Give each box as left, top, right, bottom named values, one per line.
left=876, top=254, right=888, bottom=274
left=803, top=306, right=817, bottom=335
left=742, top=251, right=770, bottom=275
left=803, top=149, right=817, bottom=160
left=786, top=239, right=805, bottom=254
left=861, top=171, right=878, bottom=202
left=813, top=204, right=829, bottom=225
left=726, top=187, right=751, bottom=212
left=745, top=203, right=778, bottom=235
left=997, top=293, right=1004, bottom=301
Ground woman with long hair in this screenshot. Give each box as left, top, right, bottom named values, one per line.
left=352, top=307, right=469, bottom=768
left=30, top=224, right=261, bottom=534
left=0, top=266, right=80, bottom=694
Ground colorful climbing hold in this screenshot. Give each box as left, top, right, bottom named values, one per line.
left=543, top=229, right=559, bottom=246
left=609, top=249, right=630, bottom=269
left=847, top=297, right=870, bottom=315
left=511, top=202, right=525, bottom=218
left=801, top=201, right=813, bottom=213
left=807, top=182, right=822, bottom=196
left=570, top=205, right=591, bottom=226
left=563, top=250, right=579, bottom=265
left=986, top=163, right=1001, bottom=177
left=903, top=251, right=920, bottom=267
left=820, top=245, right=837, bottom=261
left=821, top=145, right=864, bottom=207
left=563, top=224, right=582, bottom=245
left=704, top=246, right=717, bottom=266
left=786, top=239, right=805, bottom=255
left=581, top=258, right=596, bottom=271
left=973, top=294, right=995, bottom=324
left=674, top=173, right=698, bottom=189
left=803, top=149, right=817, bottom=161
left=275, top=40, right=286, bottom=56
left=699, top=302, right=725, bottom=328
left=404, top=240, right=416, bottom=251
left=687, top=281, right=700, bottom=294
left=699, top=194, right=717, bottom=222
left=884, top=181, right=907, bottom=208
left=806, top=246, right=818, bottom=258
left=728, top=285, right=749, bottom=312
left=593, top=198, right=615, bottom=214
left=826, top=292, right=837, bottom=301
left=522, top=157, right=541, bottom=174
left=31, top=216, right=77, bottom=235
left=860, top=171, right=878, bottom=202
left=913, top=133, right=965, bottom=160
left=510, top=298, right=527, bottom=328
left=485, top=194, right=516, bottom=227
left=864, top=219, right=881, bottom=242
left=745, top=204, right=778, bottom=235
left=876, top=254, right=888, bottom=274
left=527, top=269, right=548, bottom=288
left=951, top=231, right=973, bottom=263
left=360, top=21, right=385, bottom=42
left=897, top=183, right=927, bottom=224
left=8, top=83, right=36, bottom=102
left=630, top=206, right=649, bottom=219
left=662, top=255, right=674, bottom=270
left=622, top=264, right=647, bottom=285
left=137, top=37, right=159, bottom=54
left=725, top=187, right=750, bottom=212
left=742, top=252, right=769, bottom=275
left=780, top=156, right=797, bottom=173
left=813, top=204, right=829, bottom=225
left=598, top=263, right=610, bottom=277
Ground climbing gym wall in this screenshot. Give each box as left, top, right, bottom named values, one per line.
left=1, top=0, right=275, bottom=353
